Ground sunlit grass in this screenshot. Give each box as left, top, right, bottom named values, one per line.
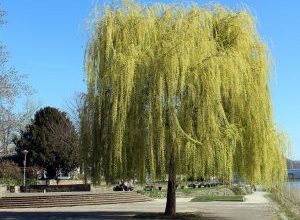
left=191, top=195, right=244, bottom=202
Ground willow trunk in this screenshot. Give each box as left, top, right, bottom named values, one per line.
left=164, top=149, right=176, bottom=216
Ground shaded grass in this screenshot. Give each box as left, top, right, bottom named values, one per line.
left=134, top=212, right=207, bottom=219
left=191, top=195, right=244, bottom=202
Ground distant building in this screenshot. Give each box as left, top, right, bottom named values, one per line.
left=286, top=159, right=300, bottom=180
left=287, top=158, right=300, bottom=169
left=287, top=169, right=300, bottom=180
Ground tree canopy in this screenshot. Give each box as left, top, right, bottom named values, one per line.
left=14, top=107, right=79, bottom=179
left=82, top=1, right=287, bottom=214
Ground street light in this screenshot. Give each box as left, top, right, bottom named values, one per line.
left=22, top=150, right=28, bottom=186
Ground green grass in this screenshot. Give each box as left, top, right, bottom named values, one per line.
left=176, top=187, right=203, bottom=193
left=0, top=178, right=21, bottom=186
left=0, top=178, right=38, bottom=186
left=137, top=185, right=234, bottom=199
left=137, top=188, right=199, bottom=199
left=137, top=189, right=167, bottom=198
left=191, top=195, right=244, bottom=202
left=134, top=212, right=203, bottom=219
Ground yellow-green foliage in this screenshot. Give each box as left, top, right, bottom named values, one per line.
left=82, top=1, right=287, bottom=187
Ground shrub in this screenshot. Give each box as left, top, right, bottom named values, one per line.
left=230, top=184, right=249, bottom=195
left=0, top=178, right=21, bottom=186
left=0, top=159, right=21, bottom=180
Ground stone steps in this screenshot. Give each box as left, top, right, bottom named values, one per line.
left=0, top=192, right=152, bottom=209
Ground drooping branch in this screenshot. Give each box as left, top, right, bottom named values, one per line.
left=83, top=0, right=287, bottom=193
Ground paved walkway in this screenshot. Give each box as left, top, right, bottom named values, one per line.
left=0, top=192, right=277, bottom=220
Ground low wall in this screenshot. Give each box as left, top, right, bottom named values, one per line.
left=91, top=184, right=144, bottom=192
left=37, top=180, right=88, bottom=186
left=20, top=184, right=91, bottom=193
left=0, top=185, right=6, bottom=197
left=91, top=185, right=115, bottom=193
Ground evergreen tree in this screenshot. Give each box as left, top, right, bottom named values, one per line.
left=14, top=107, right=79, bottom=179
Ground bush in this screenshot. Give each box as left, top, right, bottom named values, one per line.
left=230, top=185, right=248, bottom=195
left=0, top=178, right=21, bottom=186
left=0, top=159, right=21, bottom=179
left=26, top=165, right=42, bottom=179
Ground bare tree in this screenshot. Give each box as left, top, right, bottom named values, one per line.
left=0, top=9, right=6, bottom=25
left=17, top=98, right=40, bottom=130
left=0, top=108, right=17, bottom=154
left=0, top=9, right=32, bottom=155
left=64, top=92, right=87, bottom=132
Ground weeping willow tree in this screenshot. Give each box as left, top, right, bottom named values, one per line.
left=82, top=1, right=287, bottom=216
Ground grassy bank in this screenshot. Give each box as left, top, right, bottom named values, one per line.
left=268, top=184, right=300, bottom=220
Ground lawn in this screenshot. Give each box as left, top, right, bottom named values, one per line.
left=191, top=195, right=245, bottom=202
left=137, top=185, right=238, bottom=198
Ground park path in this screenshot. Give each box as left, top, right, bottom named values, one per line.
left=184, top=191, right=277, bottom=219
left=0, top=191, right=278, bottom=220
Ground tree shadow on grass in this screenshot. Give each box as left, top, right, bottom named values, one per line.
left=0, top=211, right=230, bottom=220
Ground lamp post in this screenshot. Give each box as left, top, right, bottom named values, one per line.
left=22, top=150, right=28, bottom=186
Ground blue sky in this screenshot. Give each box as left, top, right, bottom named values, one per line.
left=1, top=0, right=299, bottom=159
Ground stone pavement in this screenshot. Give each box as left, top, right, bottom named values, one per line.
left=0, top=191, right=277, bottom=220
